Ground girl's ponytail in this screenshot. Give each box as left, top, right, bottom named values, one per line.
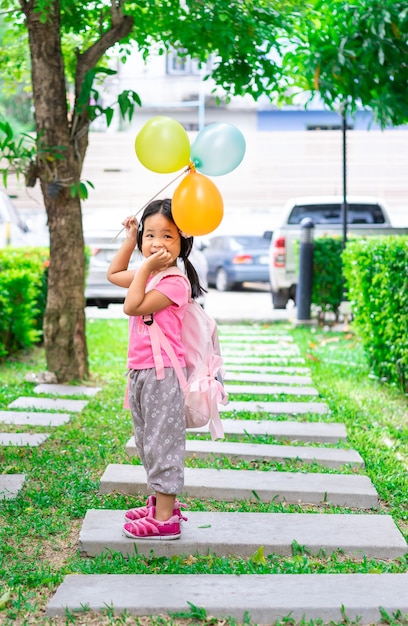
left=184, top=257, right=206, bottom=300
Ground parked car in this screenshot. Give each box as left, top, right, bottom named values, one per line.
left=269, top=195, right=408, bottom=309
left=0, top=190, right=32, bottom=247
left=85, top=230, right=143, bottom=308
left=203, top=234, right=271, bottom=291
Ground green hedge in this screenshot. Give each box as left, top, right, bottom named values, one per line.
left=312, top=236, right=344, bottom=319
left=0, top=248, right=49, bottom=359
left=342, top=236, right=408, bottom=393
left=0, top=246, right=91, bottom=360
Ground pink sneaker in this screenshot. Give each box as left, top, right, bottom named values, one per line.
left=123, top=510, right=181, bottom=540
left=124, top=495, right=156, bottom=521
left=124, top=496, right=187, bottom=522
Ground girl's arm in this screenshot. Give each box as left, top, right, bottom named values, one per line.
left=123, top=249, right=175, bottom=317
left=107, top=217, right=138, bottom=288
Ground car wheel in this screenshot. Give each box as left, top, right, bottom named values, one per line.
left=215, top=268, right=231, bottom=291
left=271, top=288, right=289, bottom=309
left=95, top=300, right=109, bottom=309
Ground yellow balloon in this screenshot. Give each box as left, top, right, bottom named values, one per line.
left=172, top=171, right=224, bottom=236
left=135, top=117, right=191, bottom=173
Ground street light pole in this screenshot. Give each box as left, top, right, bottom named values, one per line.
left=341, top=109, right=348, bottom=249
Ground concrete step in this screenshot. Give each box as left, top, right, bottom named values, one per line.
left=225, top=372, right=313, bottom=384
left=220, top=334, right=294, bottom=342
left=0, top=474, right=26, bottom=499
left=222, top=331, right=296, bottom=346
left=0, top=433, right=49, bottom=447
left=126, top=437, right=363, bottom=468
left=225, top=383, right=319, bottom=396
left=222, top=338, right=297, bottom=347
left=33, top=383, right=102, bottom=396
left=99, top=465, right=378, bottom=508
left=0, top=410, right=70, bottom=427
left=225, top=364, right=311, bottom=374
left=223, top=346, right=300, bottom=355
left=79, top=510, right=406, bottom=559
left=224, top=356, right=305, bottom=364
left=219, top=327, right=292, bottom=335
left=191, top=418, right=347, bottom=442
left=46, top=573, right=408, bottom=622
left=8, top=397, right=88, bottom=412
left=220, top=400, right=328, bottom=414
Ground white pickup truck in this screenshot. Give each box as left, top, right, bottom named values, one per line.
left=269, top=195, right=408, bottom=309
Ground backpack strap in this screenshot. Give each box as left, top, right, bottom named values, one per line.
left=145, top=320, right=188, bottom=389
left=147, top=319, right=226, bottom=440
left=144, top=266, right=190, bottom=383
left=144, top=315, right=166, bottom=380
left=146, top=266, right=191, bottom=298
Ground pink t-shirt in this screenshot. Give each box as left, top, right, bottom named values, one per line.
left=127, top=274, right=189, bottom=370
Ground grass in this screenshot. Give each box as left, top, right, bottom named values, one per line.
left=0, top=318, right=407, bottom=625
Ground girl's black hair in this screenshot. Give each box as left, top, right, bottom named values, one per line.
left=137, top=198, right=206, bottom=300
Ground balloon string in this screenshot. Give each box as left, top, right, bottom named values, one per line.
left=111, top=165, right=191, bottom=242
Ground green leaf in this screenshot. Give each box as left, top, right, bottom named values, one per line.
left=250, top=545, right=267, bottom=565
left=104, top=107, right=114, bottom=127
left=0, top=589, right=11, bottom=609
left=78, top=182, right=88, bottom=199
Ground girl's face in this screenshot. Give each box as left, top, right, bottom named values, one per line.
left=141, top=213, right=181, bottom=261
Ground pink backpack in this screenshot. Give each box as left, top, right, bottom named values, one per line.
left=145, top=267, right=228, bottom=440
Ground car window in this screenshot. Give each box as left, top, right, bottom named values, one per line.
left=208, top=238, right=217, bottom=250
left=231, top=236, right=270, bottom=249
left=0, top=193, right=30, bottom=232
left=287, top=203, right=385, bottom=225
left=207, top=235, right=270, bottom=250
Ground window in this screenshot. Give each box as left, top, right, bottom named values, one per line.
left=166, top=49, right=214, bottom=76
left=166, top=49, right=191, bottom=75
left=287, top=203, right=385, bottom=225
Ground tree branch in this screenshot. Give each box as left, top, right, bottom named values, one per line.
left=75, top=14, right=134, bottom=93
left=18, top=0, right=33, bottom=15
left=111, top=0, right=124, bottom=26
left=71, top=11, right=134, bottom=157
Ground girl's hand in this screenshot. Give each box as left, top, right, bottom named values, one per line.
left=122, top=216, right=138, bottom=243
left=144, top=248, right=175, bottom=273
left=107, top=215, right=139, bottom=286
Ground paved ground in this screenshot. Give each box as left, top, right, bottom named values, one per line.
left=86, top=284, right=295, bottom=323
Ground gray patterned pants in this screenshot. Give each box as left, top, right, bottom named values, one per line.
left=128, top=368, right=186, bottom=494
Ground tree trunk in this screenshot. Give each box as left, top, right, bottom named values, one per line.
left=22, top=0, right=134, bottom=381
left=24, top=1, right=89, bottom=381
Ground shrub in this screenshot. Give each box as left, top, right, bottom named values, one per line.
left=0, top=247, right=49, bottom=359
left=312, top=236, right=344, bottom=321
left=342, top=236, right=408, bottom=392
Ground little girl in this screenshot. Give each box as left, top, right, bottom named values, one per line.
left=107, top=198, right=205, bottom=540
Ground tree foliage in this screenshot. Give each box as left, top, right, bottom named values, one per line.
left=281, top=0, right=408, bottom=127
left=0, top=0, right=289, bottom=381
left=0, top=0, right=407, bottom=380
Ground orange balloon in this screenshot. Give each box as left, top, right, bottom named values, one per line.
left=172, top=171, right=224, bottom=236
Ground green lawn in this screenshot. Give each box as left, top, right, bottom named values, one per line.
left=0, top=319, right=407, bottom=625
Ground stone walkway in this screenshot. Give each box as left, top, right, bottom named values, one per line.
left=0, top=385, right=100, bottom=499
left=3, top=323, right=407, bottom=621
left=46, top=573, right=408, bottom=622
left=126, top=437, right=364, bottom=467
